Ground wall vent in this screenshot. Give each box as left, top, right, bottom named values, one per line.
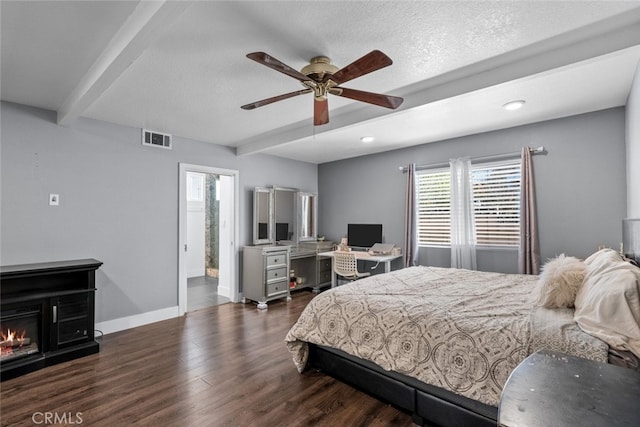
left=142, top=129, right=172, bottom=149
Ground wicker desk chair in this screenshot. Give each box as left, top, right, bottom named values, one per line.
left=333, top=251, right=371, bottom=284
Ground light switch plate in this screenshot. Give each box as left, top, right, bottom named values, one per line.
left=49, top=194, right=59, bottom=206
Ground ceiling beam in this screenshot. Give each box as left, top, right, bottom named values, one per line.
left=57, top=0, right=192, bottom=126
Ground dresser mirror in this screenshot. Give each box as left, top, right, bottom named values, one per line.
left=297, top=192, right=317, bottom=242
left=252, top=186, right=317, bottom=245
left=274, top=187, right=296, bottom=242
left=253, top=187, right=272, bottom=245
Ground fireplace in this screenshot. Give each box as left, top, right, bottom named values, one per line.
left=0, top=259, right=102, bottom=381
left=1, top=305, right=41, bottom=365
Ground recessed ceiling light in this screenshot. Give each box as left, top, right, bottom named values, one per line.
left=502, top=100, right=526, bottom=111
left=360, top=136, right=375, bottom=143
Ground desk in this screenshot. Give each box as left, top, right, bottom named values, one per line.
left=317, top=251, right=402, bottom=288
left=498, top=350, right=640, bottom=427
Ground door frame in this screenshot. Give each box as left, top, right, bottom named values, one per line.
left=178, top=163, right=240, bottom=315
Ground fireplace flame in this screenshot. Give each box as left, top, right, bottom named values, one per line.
left=0, top=326, right=36, bottom=362
left=1, top=328, right=28, bottom=353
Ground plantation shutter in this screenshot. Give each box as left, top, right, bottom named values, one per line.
left=417, top=169, right=450, bottom=245
left=472, top=161, right=521, bottom=246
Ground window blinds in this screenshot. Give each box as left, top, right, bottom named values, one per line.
left=417, top=160, right=521, bottom=247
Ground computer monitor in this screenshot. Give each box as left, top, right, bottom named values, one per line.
left=347, top=224, right=383, bottom=249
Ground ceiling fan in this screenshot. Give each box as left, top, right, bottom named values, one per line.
left=241, top=50, right=404, bottom=126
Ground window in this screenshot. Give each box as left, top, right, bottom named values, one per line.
left=187, top=172, right=205, bottom=202
left=417, top=160, right=521, bottom=247
left=417, top=168, right=451, bottom=245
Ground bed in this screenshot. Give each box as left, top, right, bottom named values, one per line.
left=285, top=249, right=640, bottom=426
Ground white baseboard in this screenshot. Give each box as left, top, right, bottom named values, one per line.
left=96, top=306, right=180, bottom=335
left=187, top=269, right=204, bottom=278
left=217, top=284, right=231, bottom=298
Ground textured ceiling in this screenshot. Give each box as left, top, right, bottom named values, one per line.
left=2, top=1, right=640, bottom=163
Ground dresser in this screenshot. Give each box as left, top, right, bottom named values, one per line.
left=242, top=246, right=290, bottom=309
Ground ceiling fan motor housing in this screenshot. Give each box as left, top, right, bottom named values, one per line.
left=301, top=56, right=339, bottom=81
left=300, top=56, right=339, bottom=100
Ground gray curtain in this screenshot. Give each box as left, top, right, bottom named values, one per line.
left=519, top=147, right=541, bottom=274
left=403, top=163, right=418, bottom=267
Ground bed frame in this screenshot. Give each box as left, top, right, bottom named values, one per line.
left=308, top=343, right=497, bottom=427
left=309, top=343, right=640, bottom=426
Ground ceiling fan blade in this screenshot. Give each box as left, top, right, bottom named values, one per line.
left=326, top=50, right=393, bottom=85
left=241, top=89, right=312, bottom=110
left=332, top=87, right=403, bottom=109
left=246, top=52, right=312, bottom=82
left=314, top=98, right=329, bottom=125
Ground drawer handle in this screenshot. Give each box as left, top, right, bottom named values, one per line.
left=274, top=272, right=278, bottom=276
left=274, top=258, right=279, bottom=263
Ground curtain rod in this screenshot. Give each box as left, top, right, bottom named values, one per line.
left=399, top=146, right=545, bottom=172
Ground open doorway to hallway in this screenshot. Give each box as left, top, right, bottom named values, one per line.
left=179, top=164, right=239, bottom=316
left=186, top=172, right=230, bottom=311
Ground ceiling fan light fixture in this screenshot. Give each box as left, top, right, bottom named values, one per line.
left=360, top=136, right=375, bottom=143
left=502, top=100, right=526, bottom=111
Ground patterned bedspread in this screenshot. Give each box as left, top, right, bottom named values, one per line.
left=285, top=266, right=608, bottom=406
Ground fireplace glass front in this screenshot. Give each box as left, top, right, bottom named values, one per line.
left=1, top=306, right=41, bottom=364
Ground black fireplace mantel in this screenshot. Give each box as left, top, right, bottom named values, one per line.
left=1, top=258, right=102, bottom=381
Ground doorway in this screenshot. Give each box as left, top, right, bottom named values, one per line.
left=186, top=172, right=229, bottom=311
left=179, top=164, right=239, bottom=315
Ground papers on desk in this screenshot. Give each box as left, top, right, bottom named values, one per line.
left=368, top=243, right=397, bottom=255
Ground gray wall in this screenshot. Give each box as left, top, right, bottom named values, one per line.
left=1, top=101, right=630, bottom=321
left=0, top=102, right=318, bottom=323
left=627, top=62, right=640, bottom=218
left=318, top=108, right=627, bottom=273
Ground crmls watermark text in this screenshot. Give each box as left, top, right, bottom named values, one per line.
left=32, top=412, right=83, bottom=425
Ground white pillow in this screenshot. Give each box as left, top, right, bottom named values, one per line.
left=574, top=260, right=640, bottom=358
left=536, top=254, right=586, bottom=308
left=583, top=248, right=623, bottom=272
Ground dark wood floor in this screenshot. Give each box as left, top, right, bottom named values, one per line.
left=1, top=291, right=414, bottom=426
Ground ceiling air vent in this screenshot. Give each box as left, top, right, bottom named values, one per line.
left=142, top=129, right=172, bottom=149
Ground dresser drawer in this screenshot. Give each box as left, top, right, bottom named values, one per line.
left=267, top=280, right=288, bottom=296
left=319, top=270, right=332, bottom=283
left=266, top=266, right=287, bottom=282
left=318, top=258, right=332, bottom=272
left=266, top=253, right=287, bottom=267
